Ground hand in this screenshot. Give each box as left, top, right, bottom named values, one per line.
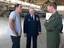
left=15, top=32, right=18, bottom=36
left=12, top=32, right=18, bottom=37
left=39, top=32, right=42, bottom=35
left=18, top=32, right=21, bottom=36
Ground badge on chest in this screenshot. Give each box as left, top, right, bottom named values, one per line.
left=28, top=18, right=31, bottom=22
left=36, top=17, right=39, bottom=21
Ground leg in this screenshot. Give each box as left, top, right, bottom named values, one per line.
left=26, top=35, right=31, bottom=48
left=11, top=36, right=17, bottom=48
left=16, top=36, right=21, bottom=48
left=11, top=36, right=21, bottom=48
left=32, top=35, right=37, bottom=48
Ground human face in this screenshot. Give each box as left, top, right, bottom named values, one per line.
left=47, top=5, right=54, bottom=13
left=16, top=5, right=22, bottom=13
left=29, top=7, right=35, bottom=15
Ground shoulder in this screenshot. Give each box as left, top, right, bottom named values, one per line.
left=9, top=11, right=16, bottom=16
left=25, top=13, right=30, bottom=18
left=10, top=11, right=16, bottom=15
left=26, top=13, right=30, bottom=16
left=9, top=11, right=16, bottom=19
left=35, top=15, right=40, bottom=21
left=24, top=14, right=30, bottom=20
left=35, top=15, right=40, bottom=19
left=55, top=12, right=61, bottom=16
left=57, top=12, right=62, bottom=18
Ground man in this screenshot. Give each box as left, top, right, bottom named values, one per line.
left=23, top=7, right=41, bottom=48
left=44, top=2, right=63, bottom=48
left=9, top=4, right=22, bottom=48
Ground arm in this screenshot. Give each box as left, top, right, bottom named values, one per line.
left=36, top=15, right=41, bottom=33
left=23, top=16, right=28, bottom=34
left=9, top=18, right=15, bottom=32
left=56, top=15, right=63, bottom=33
left=9, top=18, right=18, bottom=36
left=9, top=12, right=18, bottom=36
left=38, top=17, right=41, bottom=32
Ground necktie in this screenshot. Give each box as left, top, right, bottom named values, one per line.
left=31, top=15, right=35, bottom=20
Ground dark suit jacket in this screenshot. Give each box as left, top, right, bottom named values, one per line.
left=23, top=14, right=41, bottom=35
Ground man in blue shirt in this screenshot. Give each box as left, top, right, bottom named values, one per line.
left=9, top=4, right=22, bottom=48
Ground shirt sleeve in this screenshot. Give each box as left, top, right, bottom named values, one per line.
left=9, top=12, right=15, bottom=20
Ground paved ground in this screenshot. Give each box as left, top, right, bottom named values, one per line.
left=0, top=17, right=46, bottom=48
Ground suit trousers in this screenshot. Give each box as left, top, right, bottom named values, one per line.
left=26, top=34, right=37, bottom=48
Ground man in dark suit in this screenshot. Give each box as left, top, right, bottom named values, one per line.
left=23, top=7, right=41, bottom=48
